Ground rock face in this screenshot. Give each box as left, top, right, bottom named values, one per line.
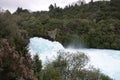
left=48, top=28, right=57, bottom=40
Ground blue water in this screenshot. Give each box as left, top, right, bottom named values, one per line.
left=29, top=37, right=120, bottom=80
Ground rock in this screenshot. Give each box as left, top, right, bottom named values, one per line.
left=48, top=28, right=57, bottom=40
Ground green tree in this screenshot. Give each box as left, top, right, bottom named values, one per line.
left=111, top=0, right=120, bottom=8
left=33, top=54, right=42, bottom=80
left=0, top=39, right=36, bottom=80
left=43, top=51, right=112, bottom=80
left=49, top=4, right=54, bottom=11
left=14, top=7, right=30, bottom=14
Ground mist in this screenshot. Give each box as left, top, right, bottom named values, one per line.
left=29, top=37, right=120, bottom=80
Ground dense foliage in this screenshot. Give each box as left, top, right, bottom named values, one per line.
left=33, top=54, right=42, bottom=80
left=0, top=39, right=36, bottom=80
left=0, top=0, right=119, bottom=80
left=43, top=51, right=112, bottom=80
left=0, top=10, right=36, bottom=80
left=7, top=0, right=119, bottom=49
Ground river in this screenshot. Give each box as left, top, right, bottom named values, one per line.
left=29, top=37, right=120, bottom=80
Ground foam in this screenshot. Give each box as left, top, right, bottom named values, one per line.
left=29, top=37, right=120, bottom=80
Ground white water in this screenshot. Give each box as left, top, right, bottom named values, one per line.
left=29, top=37, right=120, bottom=80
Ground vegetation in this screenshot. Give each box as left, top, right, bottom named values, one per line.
left=33, top=54, right=42, bottom=80
left=0, top=39, right=36, bottom=80
left=43, top=51, right=112, bottom=80
left=1, top=0, right=118, bottom=49
left=0, top=0, right=119, bottom=79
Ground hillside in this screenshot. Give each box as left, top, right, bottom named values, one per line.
left=0, top=0, right=120, bottom=50
left=0, top=0, right=119, bottom=80
left=25, top=1, right=119, bottom=49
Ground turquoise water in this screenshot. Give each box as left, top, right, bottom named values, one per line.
left=29, top=37, right=120, bottom=80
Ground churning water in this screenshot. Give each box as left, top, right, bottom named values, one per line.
left=29, top=37, right=120, bottom=80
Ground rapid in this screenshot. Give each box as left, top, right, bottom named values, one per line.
left=29, top=37, right=120, bottom=80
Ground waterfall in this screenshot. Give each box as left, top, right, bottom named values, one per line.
left=29, top=37, right=120, bottom=80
